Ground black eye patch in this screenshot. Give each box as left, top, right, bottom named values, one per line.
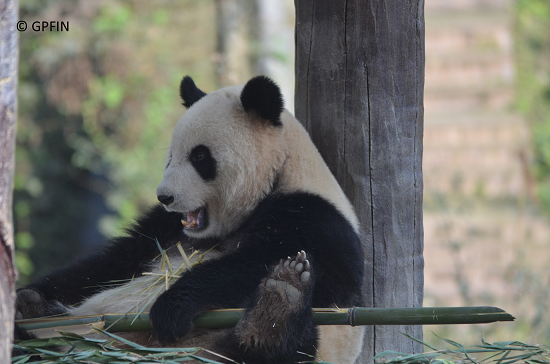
left=189, top=144, right=217, bottom=181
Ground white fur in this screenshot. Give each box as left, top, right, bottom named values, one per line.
left=277, top=109, right=359, bottom=233
left=70, top=253, right=205, bottom=317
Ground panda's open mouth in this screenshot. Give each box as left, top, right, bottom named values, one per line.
left=181, top=206, right=206, bottom=230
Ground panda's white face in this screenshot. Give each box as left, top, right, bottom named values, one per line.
left=157, top=83, right=287, bottom=238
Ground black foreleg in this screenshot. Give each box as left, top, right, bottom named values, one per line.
left=221, top=251, right=318, bottom=364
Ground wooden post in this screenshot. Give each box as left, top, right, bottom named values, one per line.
left=294, top=0, right=425, bottom=360
left=0, top=0, right=18, bottom=361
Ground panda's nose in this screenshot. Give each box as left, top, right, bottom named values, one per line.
left=157, top=195, right=174, bottom=206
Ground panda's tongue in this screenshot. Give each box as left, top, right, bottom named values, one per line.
left=182, top=208, right=203, bottom=229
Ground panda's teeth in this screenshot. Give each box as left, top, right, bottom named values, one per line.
left=182, top=208, right=204, bottom=229
left=182, top=218, right=197, bottom=229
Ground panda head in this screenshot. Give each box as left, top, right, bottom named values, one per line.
left=156, top=76, right=287, bottom=238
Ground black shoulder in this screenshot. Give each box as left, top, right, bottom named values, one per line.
left=250, top=192, right=357, bottom=239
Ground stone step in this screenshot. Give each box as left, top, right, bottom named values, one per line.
left=426, top=21, right=511, bottom=57
left=426, top=7, right=511, bottom=32
left=423, top=112, right=529, bottom=197
left=425, top=87, right=514, bottom=114
left=426, top=54, right=513, bottom=90
left=426, top=0, right=511, bottom=13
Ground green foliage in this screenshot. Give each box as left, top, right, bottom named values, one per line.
left=13, top=331, right=550, bottom=364
left=375, top=333, right=550, bottom=364
left=15, top=0, right=217, bottom=283
left=514, top=0, right=550, bottom=216
left=13, top=330, right=230, bottom=363
left=93, top=4, right=132, bottom=34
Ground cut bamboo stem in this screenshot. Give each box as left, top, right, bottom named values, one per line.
left=17, top=306, right=514, bottom=334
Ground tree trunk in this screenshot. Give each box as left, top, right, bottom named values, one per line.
left=0, top=0, right=18, bottom=361
left=214, top=0, right=257, bottom=87
left=294, top=0, right=425, bottom=360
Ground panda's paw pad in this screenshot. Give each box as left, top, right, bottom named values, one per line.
left=238, top=251, right=313, bottom=348
left=266, top=250, right=311, bottom=306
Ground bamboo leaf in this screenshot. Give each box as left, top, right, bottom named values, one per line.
left=15, top=339, right=55, bottom=348
left=480, top=350, right=510, bottom=363
left=501, top=351, right=546, bottom=363
left=433, top=360, right=458, bottom=364
left=433, top=334, right=466, bottom=350
left=73, top=350, right=99, bottom=359
left=70, top=340, right=106, bottom=351
left=373, top=350, right=412, bottom=359
left=11, top=355, right=32, bottom=364
left=45, top=337, right=70, bottom=346
left=34, top=348, right=66, bottom=356
left=494, top=349, right=511, bottom=364
left=401, top=332, right=439, bottom=351
left=94, top=329, right=149, bottom=350
left=494, top=342, right=540, bottom=350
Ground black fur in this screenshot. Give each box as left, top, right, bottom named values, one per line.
left=240, top=76, right=284, bottom=126
left=16, top=193, right=364, bottom=364
left=180, top=76, right=207, bottom=108
left=189, top=144, right=217, bottom=181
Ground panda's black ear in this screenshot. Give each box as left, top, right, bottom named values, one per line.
left=180, top=76, right=207, bottom=108
left=240, top=76, right=284, bottom=127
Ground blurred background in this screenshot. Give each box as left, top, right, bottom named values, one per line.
left=423, top=0, right=550, bottom=345
left=14, top=0, right=550, bottom=346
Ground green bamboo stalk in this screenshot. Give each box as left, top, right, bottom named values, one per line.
left=16, top=306, right=514, bottom=334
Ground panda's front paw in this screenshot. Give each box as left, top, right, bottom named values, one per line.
left=15, top=288, right=67, bottom=320
left=236, top=251, right=314, bottom=349
left=150, top=291, right=194, bottom=344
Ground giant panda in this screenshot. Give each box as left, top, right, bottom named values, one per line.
left=15, top=76, right=365, bottom=364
